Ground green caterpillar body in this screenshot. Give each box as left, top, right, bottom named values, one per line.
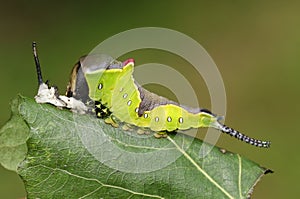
left=70, top=55, right=216, bottom=132
left=32, top=42, right=270, bottom=148
left=66, top=54, right=270, bottom=148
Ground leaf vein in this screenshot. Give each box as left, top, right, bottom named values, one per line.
left=238, top=154, right=243, bottom=199
left=38, top=165, right=165, bottom=199
left=166, top=136, right=234, bottom=199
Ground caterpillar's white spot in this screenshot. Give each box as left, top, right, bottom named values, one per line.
left=127, top=100, right=132, bottom=106
left=167, top=116, right=172, bottom=122
left=155, top=117, right=159, bottom=122
left=98, top=83, right=103, bottom=90
left=120, top=87, right=123, bottom=92
left=135, top=107, right=139, bottom=113
left=178, top=117, right=184, bottom=123
left=144, top=113, right=148, bottom=118
left=123, top=93, right=128, bottom=99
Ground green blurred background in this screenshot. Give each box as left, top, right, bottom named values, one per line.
left=0, top=1, right=299, bottom=198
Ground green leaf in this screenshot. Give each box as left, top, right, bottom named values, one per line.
left=1, top=96, right=272, bottom=199
left=0, top=97, right=29, bottom=171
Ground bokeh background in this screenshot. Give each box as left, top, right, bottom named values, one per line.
left=0, top=1, right=299, bottom=198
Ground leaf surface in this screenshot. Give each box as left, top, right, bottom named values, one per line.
left=1, top=96, right=271, bottom=199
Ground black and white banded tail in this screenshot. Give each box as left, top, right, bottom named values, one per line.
left=219, top=124, right=271, bottom=148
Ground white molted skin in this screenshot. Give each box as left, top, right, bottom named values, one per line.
left=35, top=83, right=66, bottom=107
left=35, top=83, right=87, bottom=114
left=59, top=96, right=87, bottom=114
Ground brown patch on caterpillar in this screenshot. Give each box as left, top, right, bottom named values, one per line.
left=137, top=85, right=178, bottom=117
left=137, top=83, right=214, bottom=116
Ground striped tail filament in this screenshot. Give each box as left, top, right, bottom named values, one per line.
left=220, top=124, right=271, bottom=148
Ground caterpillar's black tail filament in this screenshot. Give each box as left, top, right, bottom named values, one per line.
left=32, top=42, right=44, bottom=86
left=220, top=124, right=271, bottom=148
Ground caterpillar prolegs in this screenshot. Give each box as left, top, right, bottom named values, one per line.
left=33, top=42, right=270, bottom=148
